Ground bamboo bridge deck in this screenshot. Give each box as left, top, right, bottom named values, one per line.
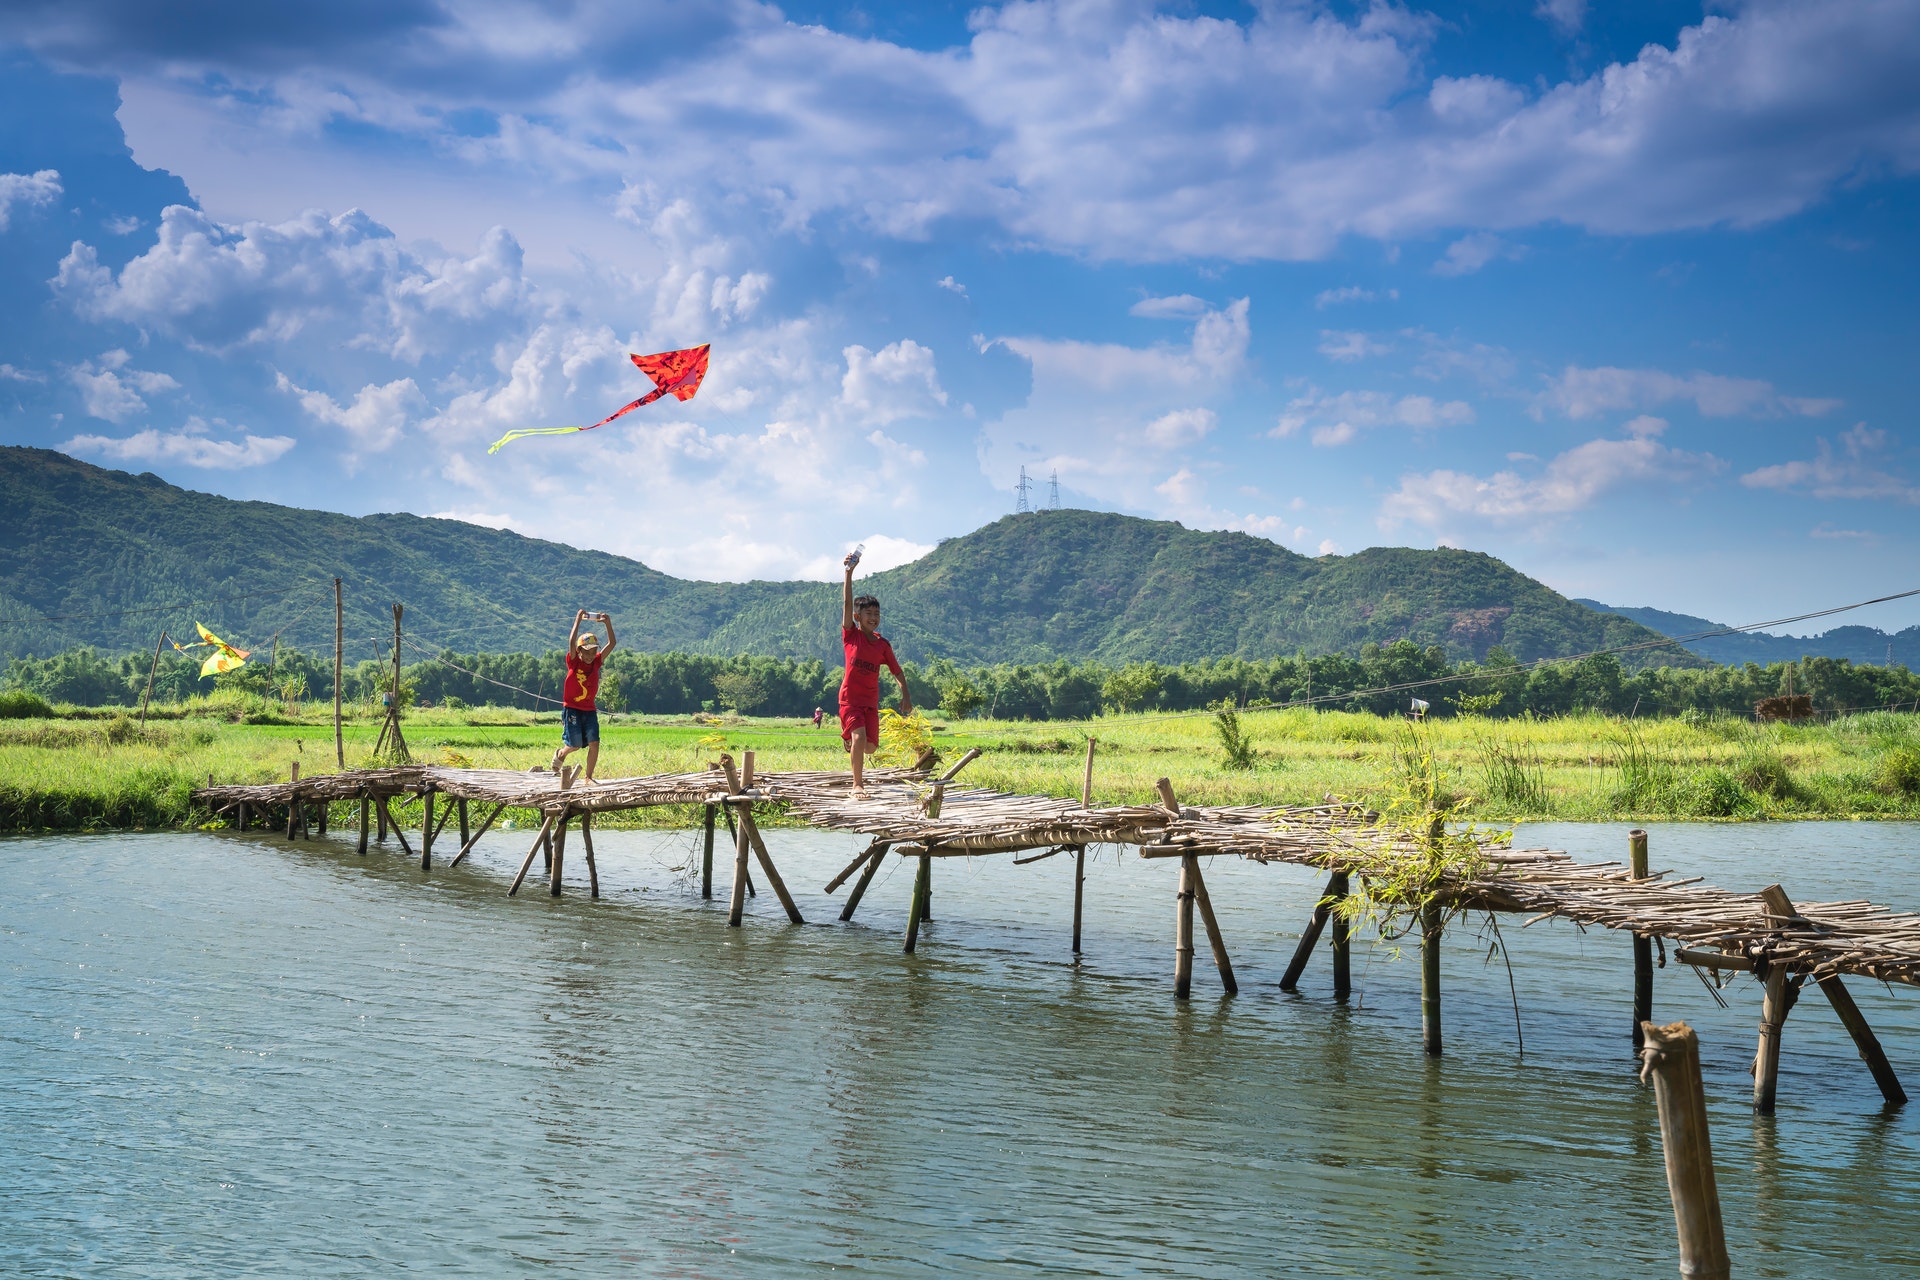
left=192, top=750, right=1918, bottom=1111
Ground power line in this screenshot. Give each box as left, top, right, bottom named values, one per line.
left=399, top=632, right=567, bottom=708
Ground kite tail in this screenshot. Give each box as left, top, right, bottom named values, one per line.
left=488, top=425, right=586, bottom=454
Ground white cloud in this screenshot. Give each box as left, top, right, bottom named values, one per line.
left=839, top=339, right=947, bottom=427
left=1130, top=294, right=1210, bottom=319
left=1740, top=424, right=1920, bottom=503
left=0, top=363, right=45, bottom=383
left=936, top=275, right=968, bottom=298
left=1318, top=539, right=1342, bottom=556
left=998, top=298, right=1249, bottom=392
left=1534, top=365, right=1843, bottom=420
left=1809, top=524, right=1874, bottom=540
left=798, top=533, right=935, bottom=581
left=1317, top=330, right=1392, bottom=362
left=1381, top=418, right=1721, bottom=528
left=1144, top=407, right=1216, bottom=448
left=276, top=372, right=426, bottom=451
left=1274, top=388, right=1473, bottom=445
left=1315, top=285, right=1396, bottom=308
left=67, top=349, right=179, bottom=422
left=1433, top=233, right=1524, bottom=276
left=0, top=169, right=60, bottom=230
left=1536, top=0, right=1588, bottom=37
left=63, top=420, right=295, bottom=469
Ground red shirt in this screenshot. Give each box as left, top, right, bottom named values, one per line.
left=841, top=626, right=904, bottom=707
left=564, top=650, right=605, bottom=711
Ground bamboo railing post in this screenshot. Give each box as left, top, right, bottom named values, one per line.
left=904, top=850, right=932, bottom=953
left=1072, top=845, right=1086, bottom=954
left=840, top=845, right=887, bottom=922
left=720, top=755, right=751, bottom=926
left=356, top=795, right=369, bottom=854
left=1280, top=869, right=1340, bottom=991
left=1421, top=899, right=1443, bottom=1056
left=1640, top=1021, right=1731, bottom=1280
left=1752, top=884, right=1795, bottom=1114
left=1631, top=829, right=1654, bottom=1049
left=701, top=803, right=716, bottom=899
left=1330, top=869, right=1352, bottom=1000
left=421, top=788, right=435, bottom=870
left=139, top=629, right=166, bottom=724
left=580, top=811, right=599, bottom=899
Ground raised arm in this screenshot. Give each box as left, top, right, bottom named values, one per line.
left=598, top=612, right=616, bottom=655
left=841, top=556, right=856, bottom=630
left=569, top=608, right=586, bottom=649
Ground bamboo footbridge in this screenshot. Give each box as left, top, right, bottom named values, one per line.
left=192, top=746, right=1917, bottom=1113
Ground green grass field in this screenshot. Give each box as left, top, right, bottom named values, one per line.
left=4, top=695, right=1920, bottom=832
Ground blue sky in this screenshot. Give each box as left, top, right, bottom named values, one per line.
left=2, top=0, right=1918, bottom=632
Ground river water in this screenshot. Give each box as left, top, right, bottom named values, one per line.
left=3, top=820, right=1917, bottom=1277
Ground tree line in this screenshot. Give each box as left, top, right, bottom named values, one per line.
left=6, top=640, right=1918, bottom=721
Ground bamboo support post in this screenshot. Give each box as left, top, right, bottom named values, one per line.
left=1421, top=899, right=1443, bottom=1056
left=840, top=845, right=887, bottom=922
left=741, top=810, right=804, bottom=923
left=509, top=814, right=560, bottom=895
left=378, top=797, right=413, bottom=858
left=719, top=801, right=754, bottom=897
left=1188, top=854, right=1237, bottom=995
left=904, top=850, right=932, bottom=953
left=721, top=755, right=751, bottom=927
left=549, top=767, right=577, bottom=896
left=827, top=840, right=888, bottom=894
left=458, top=798, right=469, bottom=849
left=1752, top=884, right=1794, bottom=1114
left=1631, top=828, right=1654, bottom=1049
left=237, top=802, right=249, bottom=833
left=1174, top=855, right=1196, bottom=999
left=356, top=796, right=369, bottom=854
left=1763, top=884, right=1905, bottom=1106
left=1639, top=1021, right=1731, bottom=1280
left=286, top=799, right=299, bottom=841
left=701, top=804, right=716, bottom=900
left=1072, top=844, right=1086, bottom=955
left=1330, top=870, right=1352, bottom=1000
left=315, top=800, right=328, bottom=835
left=449, top=802, right=504, bottom=868
left=580, top=812, right=599, bottom=899
left=1281, top=869, right=1342, bottom=991
left=421, top=789, right=435, bottom=870
left=376, top=795, right=388, bottom=841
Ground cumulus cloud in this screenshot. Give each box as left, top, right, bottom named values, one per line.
left=1534, top=365, right=1843, bottom=420
left=1274, top=388, right=1474, bottom=446
left=1433, top=233, right=1524, bottom=276
left=839, top=339, right=947, bottom=427
left=275, top=371, right=425, bottom=451
left=1315, top=285, right=1395, bottom=308
left=1381, top=417, right=1721, bottom=528
left=798, top=533, right=934, bottom=580
left=1130, top=294, right=1210, bottom=319
left=1317, top=330, right=1392, bottom=362
left=63, top=419, right=295, bottom=469
left=1740, top=424, right=1920, bottom=503
left=1144, top=407, right=1216, bottom=448
left=67, top=349, right=179, bottom=422
left=936, top=275, right=968, bottom=297
left=0, top=169, right=61, bottom=230
left=1001, top=298, right=1249, bottom=392
left=1536, top=0, right=1588, bottom=36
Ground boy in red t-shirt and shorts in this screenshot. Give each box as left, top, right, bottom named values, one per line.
left=552, top=609, right=616, bottom=781
left=840, top=551, right=911, bottom=798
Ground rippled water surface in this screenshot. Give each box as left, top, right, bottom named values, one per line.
left=4, top=820, right=1917, bottom=1277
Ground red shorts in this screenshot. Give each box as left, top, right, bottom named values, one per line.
left=839, top=702, right=879, bottom=749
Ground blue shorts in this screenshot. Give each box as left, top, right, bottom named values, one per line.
left=562, top=707, right=600, bottom=748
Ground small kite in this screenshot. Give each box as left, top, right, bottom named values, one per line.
left=488, top=343, right=711, bottom=453
left=173, top=622, right=251, bottom=678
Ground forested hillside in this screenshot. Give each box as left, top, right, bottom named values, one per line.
left=1, top=446, right=1686, bottom=667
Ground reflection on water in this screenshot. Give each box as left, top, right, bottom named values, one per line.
left=1, top=821, right=1916, bottom=1277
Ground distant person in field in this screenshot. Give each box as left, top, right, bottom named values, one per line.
left=840, top=551, right=911, bottom=797
left=812, top=706, right=824, bottom=728
left=552, top=609, right=615, bottom=781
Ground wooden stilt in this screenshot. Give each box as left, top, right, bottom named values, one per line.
left=1188, top=856, right=1237, bottom=995
left=740, top=812, right=804, bottom=923
left=720, top=755, right=751, bottom=926
left=457, top=798, right=469, bottom=849
left=286, top=800, right=299, bottom=840
left=904, top=851, right=931, bottom=953
left=549, top=811, right=569, bottom=897
left=1421, top=900, right=1443, bottom=1056
left=448, top=802, right=504, bottom=868
left=1280, top=869, right=1341, bottom=991
left=1817, top=975, right=1907, bottom=1106
left=1330, top=870, right=1352, bottom=1000
left=1631, top=829, right=1653, bottom=1049
left=827, top=840, right=887, bottom=894
left=1174, top=854, right=1196, bottom=999
left=509, top=815, right=559, bottom=895
left=421, top=789, right=435, bottom=870
left=356, top=796, right=369, bottom=855
left=719, top=799, right=754, bottom=897
left=840, top=846, right=887, bottom=922
left=316, top=801, right=328, bottom=835
left=376, top=795, right=388, bottom=841
left=1640, top=1021, right=1731, bottom=1280
left=580, top=812, right=599, bottom=899
left=377, top=797, right=413, bottom=858
left=701, top=803, right=716, bottom=900
left=237, top=802, right=249, bottom=833
left=1072, top=844, right=1086, bottom=954
left=1753, top=884, right=1794, bottom=1114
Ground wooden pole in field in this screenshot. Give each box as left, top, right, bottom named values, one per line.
left=1640, top=1021, right=1731, bottom=1280
left=1631, top=829, right=1654, bottom=1049
left=139, top=629, right=167, bottom=724
left=333, top=578, right=344, bottom=768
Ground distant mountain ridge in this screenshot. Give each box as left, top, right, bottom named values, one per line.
left=0, top=446, right=1690, bottom=667
left=1573, top=600, right=1920, bottom=668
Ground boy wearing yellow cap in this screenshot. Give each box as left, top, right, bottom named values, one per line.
left=552, top=609, right=615, bottom=780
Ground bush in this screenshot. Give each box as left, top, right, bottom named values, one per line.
left=1678, top=767, right=1754, bottom=818
left=1879, top=744, right=1920, bottom=797
left=442, top=695, right=469, bottom=712
left=1736, top=746, right=1798, bottom=801
left=0, top=689, right=56, bottom=718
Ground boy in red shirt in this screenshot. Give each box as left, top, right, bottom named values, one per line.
left=840, top=551, right=911, bottom=797
left=552, top=609, right=616, bottom=780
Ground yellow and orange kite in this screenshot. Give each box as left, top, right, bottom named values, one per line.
left=173, top=623, right=251, bottom=677
left=488, top=344, right=710, bottom=453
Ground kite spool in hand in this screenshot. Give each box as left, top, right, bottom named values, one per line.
left=489, top=344, right=710, bottom=453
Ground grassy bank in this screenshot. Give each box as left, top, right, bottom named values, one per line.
left=3, top=703, right=1919, bottom=833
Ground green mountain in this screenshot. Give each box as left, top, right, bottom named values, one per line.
left=0, top=446, right=1690, bottom=668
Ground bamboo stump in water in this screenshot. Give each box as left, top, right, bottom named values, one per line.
left=1640, top=1021, right=1731, bottom=1280
left=1072, top=845, right=1086, bottom=955
left=1752, top=884, right=1795, bottom=1114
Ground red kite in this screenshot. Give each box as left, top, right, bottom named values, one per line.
left=489, top=344, right=710, bottom=453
